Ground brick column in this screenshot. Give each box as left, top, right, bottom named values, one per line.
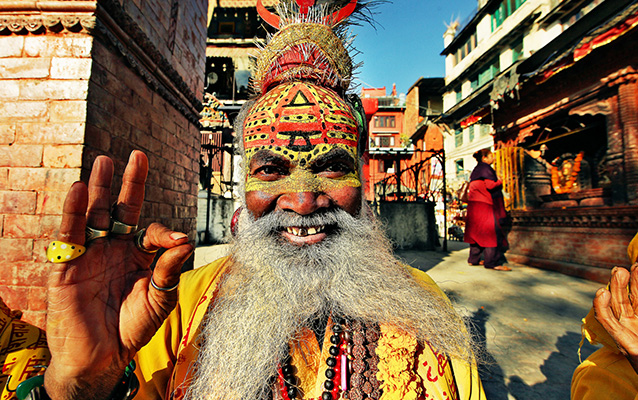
left=0, top=0, right=206, bottom=328
left=0, top=31, right=93, bottom=327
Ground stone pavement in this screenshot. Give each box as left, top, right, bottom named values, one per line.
left=194, top=241, right=605, bottom=400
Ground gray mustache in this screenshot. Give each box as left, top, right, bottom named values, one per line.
left=254, top=209, right=347, bottom=232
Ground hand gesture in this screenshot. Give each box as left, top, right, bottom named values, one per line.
left=594, top=264, right=638, bottom=374
left=44, top=151, right=194, bottom=399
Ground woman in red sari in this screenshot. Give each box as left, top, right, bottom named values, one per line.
left=464, top=148, right=511, bottom=271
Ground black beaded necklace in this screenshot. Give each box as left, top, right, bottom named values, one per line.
left=278, top=317, right=350, bottom=400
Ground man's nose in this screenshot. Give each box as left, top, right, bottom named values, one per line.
left=277, top=191, right=331, bottom=215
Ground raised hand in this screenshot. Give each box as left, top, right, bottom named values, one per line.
left=593, top=264, right=638, bottom=374
left=44, top=151, right=194, bottom=399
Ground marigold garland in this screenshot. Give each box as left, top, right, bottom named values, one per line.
left=375, top=325, right=422, bottom=400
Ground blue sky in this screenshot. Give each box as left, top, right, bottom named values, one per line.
left=350, top=0, right=478, bottom=95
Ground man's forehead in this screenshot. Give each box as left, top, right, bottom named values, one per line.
left=249, top=146, right=355, bottom=166
left=243, top=82, right=359, bottom=165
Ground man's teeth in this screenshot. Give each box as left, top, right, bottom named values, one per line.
left=286, top=226, right=324, bottom=237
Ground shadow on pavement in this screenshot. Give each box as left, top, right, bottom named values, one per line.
left=506, top=332, right=598, bottom=400
left=395, top=240, right=469, bottom=273
left=464, top=308, right=598, bottom=400
left=466, top=307, right=509, bottom=400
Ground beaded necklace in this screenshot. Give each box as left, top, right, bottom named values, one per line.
left=277, top=318, right=382, bottom=400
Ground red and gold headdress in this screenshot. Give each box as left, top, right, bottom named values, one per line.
left=243, top=0, right=368, bottom=170
left=253, top=0, right=359, bottom=95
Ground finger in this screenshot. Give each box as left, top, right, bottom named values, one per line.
left=594, top=288, right=623, bottom=334
left=595, top=288, right=638, bottom=356
left=631, top=263, right=638, bottom=313
left=86, top=156, right=115, bottom=230
left=58, top=182, right=89, bottom=245
left=113, top=151, right=148, bottom=227
left=141, top=223, right=189, bottom=253
left=610, top=267, right=633, bottom=320
left=149, top=243, right=193, bottom=295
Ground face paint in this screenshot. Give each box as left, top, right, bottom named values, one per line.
left=243, top=81, right=361, bottom=195
left=245, top=160, right=361, bottom=194
left=243, top=82, right=359, bottom=164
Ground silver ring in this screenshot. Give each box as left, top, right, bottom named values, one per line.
left=134, top=229, right=158, bottom=254
left=86, top=226, right=109, bottom=242
left=150, top=275, right=179, bottom=292
left=110, top=218, right=137, bottom=235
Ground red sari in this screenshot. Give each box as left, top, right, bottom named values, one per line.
left=464, top=163, right=507, bottom=248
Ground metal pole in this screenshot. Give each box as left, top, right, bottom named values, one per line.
left=441, top=150, right=447, bottom=252
left=205, top=146, right=212, bottom=243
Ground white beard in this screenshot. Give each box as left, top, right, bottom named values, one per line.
left=184, top=206, right=474, bottom=400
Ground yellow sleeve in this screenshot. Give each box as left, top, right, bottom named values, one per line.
left=572, top=347, right=638, bottom=400
left=133, top=300, right=183, bottom=400
left=134, top=257, right=230, bottom=400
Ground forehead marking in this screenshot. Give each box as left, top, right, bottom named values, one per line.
left=243, top=82, right=358, bottom=165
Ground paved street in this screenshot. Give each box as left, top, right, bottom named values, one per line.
left=397, top=241, right=602, bottom=400
left=194, top=241, right=605, bottom=400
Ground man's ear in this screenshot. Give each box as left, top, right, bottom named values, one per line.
left=345, top=93, right=368, bottom=157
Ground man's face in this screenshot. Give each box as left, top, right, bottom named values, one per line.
left=242, top=82, right=362, bottom=245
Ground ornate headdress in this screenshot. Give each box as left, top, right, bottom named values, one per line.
left=241, top=0, right=369, bottom=168
left=253, top=0, right=359, bottom=95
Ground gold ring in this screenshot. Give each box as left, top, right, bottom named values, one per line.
left=47, top=241, right=86, bottom=263
left=110, top=218, right=137, bottom=235
left=86, top=226, right=109, bottom=242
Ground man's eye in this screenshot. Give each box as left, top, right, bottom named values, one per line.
left=253, top=165, right=288, bottom=179
left=325, top=163, right=352, bottom=172
left=317, top=162, right=354, bottom=176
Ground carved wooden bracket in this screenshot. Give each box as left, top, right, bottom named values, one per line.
left=0, top=1, right=96, bottom=33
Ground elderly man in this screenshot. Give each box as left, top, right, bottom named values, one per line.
left=34, top=2, right=485, bottom=400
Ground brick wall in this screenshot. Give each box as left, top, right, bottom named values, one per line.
left=403, top=86, right=419, bottom=135
left=506, top=206, right=638, bottom=283
left=0, top=33, right=93, bottom=328
left=0, top=1, right=206, bottom=328
left=86, top=38, right=200, bottom=238
left=111, top=0, right=206, bottom=98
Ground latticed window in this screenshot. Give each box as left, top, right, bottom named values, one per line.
left=480, top=124, right=491, bottom=137
left=374, top=116, right=396, bottom=128
left=492, top=0, right=526, bottom=30
left=454, top=129, right=463, bottom=147
left=455, top=159, right=464, bottom=177
left=378, top=136, right=393, bottom=147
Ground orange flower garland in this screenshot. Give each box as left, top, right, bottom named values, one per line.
left=376, top=325, right=422, bottom=400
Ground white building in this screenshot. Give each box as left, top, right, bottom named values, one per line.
left=440, top=0, right=605, bottom=188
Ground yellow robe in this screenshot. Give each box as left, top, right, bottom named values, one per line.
left=0, top=299, right=50, bottom=400
left=571, top=308, right=638, bottom=400
left=134, top=257, right=485, bottom=400
left=571, top=232, right=638, bottom=400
